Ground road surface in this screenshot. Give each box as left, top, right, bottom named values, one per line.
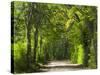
left=40, top=60, right=84, bottom=72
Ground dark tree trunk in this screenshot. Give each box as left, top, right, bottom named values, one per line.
left=26, top=3, right=33, bottom=70
left=79, top=25, right=89, bottom=67
left=26, top=26, right=32, bottom=69
left=44, top=45, right=49, bottom=64
left=33, top=26, right=38, bottom=64
left=83, top=31, right=91, bottom=67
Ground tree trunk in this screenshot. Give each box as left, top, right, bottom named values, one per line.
left=33, top=26, right=38, bottom=64
left=26, top=3, right=33, bottom=70
left=39, top=35, right=43, bottom=60
left=26, top=26, right=32, bottom=69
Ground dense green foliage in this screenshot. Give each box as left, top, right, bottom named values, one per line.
left=11, top=1, right=97, bottom=73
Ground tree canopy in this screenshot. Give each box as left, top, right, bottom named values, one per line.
left=11, top=1, right=97, bottom=73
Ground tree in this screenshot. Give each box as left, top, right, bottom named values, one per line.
left=12, top=2, right=97, bottom=73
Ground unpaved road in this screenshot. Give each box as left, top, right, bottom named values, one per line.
left=40, top=60, right=84, bottom=72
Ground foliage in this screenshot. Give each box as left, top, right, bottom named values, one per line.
left=77, top=44, right=84, bottom=64
left=11, top=1, right=97, bottom=73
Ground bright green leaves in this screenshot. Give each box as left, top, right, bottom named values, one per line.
left=65, top=19, right=74, bottom=31
left=77, top=44, right=84, bottom=64
left=68, top=7, right=77, bottom=18
left=12, top=2, right=97, bottom=73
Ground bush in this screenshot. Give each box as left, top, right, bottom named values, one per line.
left=77, top=44, right=84, bottom=64
left=14, top=42, right=28, bottom=73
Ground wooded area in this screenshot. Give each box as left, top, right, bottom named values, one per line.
left=11, top=1, right=97, bottom=73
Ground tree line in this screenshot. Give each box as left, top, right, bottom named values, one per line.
left=11, top=1, right=97, bottom=73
